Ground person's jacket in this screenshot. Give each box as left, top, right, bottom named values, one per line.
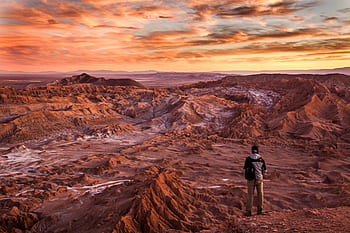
left=244, top=153, right=267, bottom=180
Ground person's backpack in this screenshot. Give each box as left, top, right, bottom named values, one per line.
left=245, top=157, right=256, bottom=180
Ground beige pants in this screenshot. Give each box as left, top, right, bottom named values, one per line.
left=246, top=179, right=263, bottom=212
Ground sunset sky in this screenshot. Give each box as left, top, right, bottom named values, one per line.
left=1, top=0, right=350, bottom=72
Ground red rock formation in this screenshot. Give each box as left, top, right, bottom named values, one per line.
left=114, top=168, right=237, bottom=232
left=0, top=199, right=40, bottom=233
left=53, top=73, right=145, bottom=88
left=30, top=167, right=240, bottom=233
left=2, top=73, right=349, bottom=146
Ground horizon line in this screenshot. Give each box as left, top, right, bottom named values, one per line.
left=0, top=66, right=349, bottom=75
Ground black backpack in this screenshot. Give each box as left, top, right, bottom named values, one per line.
left=245, top=157, right=256, bottom=180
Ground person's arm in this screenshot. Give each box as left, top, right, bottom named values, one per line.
left=243, top=157, right=249, bottom=169
left=243, top=157, right=249, bottom=176
left=262, top=158, right=267, bottom=174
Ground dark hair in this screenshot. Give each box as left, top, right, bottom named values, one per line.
left=251, top=145, right=259, bottom=154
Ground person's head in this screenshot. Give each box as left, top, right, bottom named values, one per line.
left=251, top=145, right=259, bottom=154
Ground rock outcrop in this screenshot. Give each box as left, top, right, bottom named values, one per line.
left=31, top=167, right=241, bottom=233
left=53, top=73, right=145, bottom=88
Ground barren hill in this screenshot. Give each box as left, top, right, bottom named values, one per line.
left=0, top=73, right=349, bottom=232
left=53, top=73, right=146, bottom=88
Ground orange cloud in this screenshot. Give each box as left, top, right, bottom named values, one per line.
left=324, top=17, right=338, bottom=23
left=159, top=16, right=177, bottom=19
left=94, top=25, right=142, bottom=30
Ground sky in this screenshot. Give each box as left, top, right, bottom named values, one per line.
left=0, top=0, right=350, bottom=72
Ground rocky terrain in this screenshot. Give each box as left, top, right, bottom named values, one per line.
left=0, top=73, right=349, bottom=232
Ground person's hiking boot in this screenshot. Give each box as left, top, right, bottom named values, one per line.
left=244, top=211, right=252, bottom=216
left=257, top=209, right=263, bottom=215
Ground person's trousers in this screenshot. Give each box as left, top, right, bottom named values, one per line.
left=246, top=179, right=263, bottom=212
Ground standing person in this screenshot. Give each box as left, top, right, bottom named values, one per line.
left=243, top=145, right=267, bottom=216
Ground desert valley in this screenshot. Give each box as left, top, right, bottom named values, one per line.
left=1, top=72, right=350, bottom=232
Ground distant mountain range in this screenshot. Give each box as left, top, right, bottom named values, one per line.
left=0, top=67, right=350, bottom=75
left=0, top=69, right=158, bottom=76
left=214, top=67, right=350, bottom=75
